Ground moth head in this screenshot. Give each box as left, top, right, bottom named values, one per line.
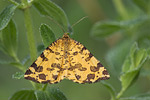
left=62, top=33, right=70, bottom=38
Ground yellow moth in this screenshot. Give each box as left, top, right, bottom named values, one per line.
left=24, top=33, right=110, bottom=84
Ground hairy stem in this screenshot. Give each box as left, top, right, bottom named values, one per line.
left=24, top=8, right=37, bottom=62
left=23, top=0, right=47, bottom=90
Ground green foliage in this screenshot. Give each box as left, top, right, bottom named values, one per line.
left=0, top=0, right=150, bottom=100
left=12, top=72, right=24, bottom=79
left=9, top=90, right=36, bottom=100
left=106, top=39, right=132, bottom=73
left=91, top=21, right=123, bottom=37
left=0, top=4, right=18, bottom=30
left=47, top=88, right=67, bottom=100
left=9, top=87, right=67, bottom=100
left=117, top=43, right=147, bottom=99
left=1, top=20, right=18, bottom=58
left=91, top=16, right=148, bottom=38
left=35, top=87, right=67, bottom=100
left=0, top=0, right=69, bottom=99
left=101, top=81, right=116, bottom=100
left=33, top=0, right=69, bottom=32
left=132, top=0, right=150, bottom=13
left=40, top=24, right=56, bottom=47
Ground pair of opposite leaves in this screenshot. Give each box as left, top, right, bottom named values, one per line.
left=24, top=33, right=110, bottom=84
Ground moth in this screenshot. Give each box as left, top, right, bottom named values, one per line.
left=24, top=33, right=110, bottom=84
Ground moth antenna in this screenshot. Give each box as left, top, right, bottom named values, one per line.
left=47, top=16, right=65, bottom=33
left=71, top=16, right=88, bottom=28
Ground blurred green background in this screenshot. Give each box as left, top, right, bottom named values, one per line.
left=0, top=0, right=150, bottom=100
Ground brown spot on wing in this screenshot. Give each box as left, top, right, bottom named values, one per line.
left=39, top=74, right=46, bottom=80
left=103, top=70, right=109, bottom=75
left=81, top=47, right=86, bottom=52
left=73, top=51, right=78, bottom=55
left=40, top=52, right=48, bottom=61
left=25, top=69, right=33, bottom=75
left=36, top=66, right=43, bottom=72
left=41, top=80, right=50, bottom=84
left=75, top=74, right=81, bottom=80
left=89, top=53, right=93, bottom=58
left=46, top=47, right=54, bottom=53
left=95, top=76, right=110, bottom=82
left=97, top=62, right=103, bottom=67
left=78, top=67, right=87, bottom=71
left=53, top=75, right=58, bottom=80
left=68, top=65, right=74, bottom=71
left=74, top=63, right=82, bottom=68
left=60, top=68, right=66, bottom=71
left=24, top=76, right=40, bottom=83
left=90, top=66, right=99, bottom=72
left=47, top=68, right=54, bottom=71
left=55, top=52, right=60, bottom=55
left=85, top=53, right=93, bottom=62
left=51, top=63, right=61, bottom=69
left=83, top=74, right=95, bottom=83
left=87, top=74, right=95, bottom=80
left=90, top=62, right=104, bottom=72
left=30, top=62, right=38, bottom=71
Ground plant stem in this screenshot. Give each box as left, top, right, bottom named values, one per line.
left=116, top=89, right=125, bottom=99
left=23, top=2, right=41, bottom=89
left=24, top=7, right=37, bottom=62
left=112, top=0, right=129, bottom=20
left=23, top=1, right=47, bottom=90
left=13, top=57, right=26, bottom=71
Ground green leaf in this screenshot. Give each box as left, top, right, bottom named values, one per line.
left=91, top=16, right=148, bottom=38
left=46, top=87, right=67, bottom=100
left=35, top=87, right=67, bottom=100
left=1, top=20, right=18, bottom=58
left=10, top=62, right=25, bottom=71
left=33, top=0, right=69, bottom=31
left=106, top=39, right=132, bottom=74
left=40, top=24, right=56, bottom=47
left=35, top=90, right=49, bottom=100
left=0, top=60, right=25, bottom=71
left=117, top=43, right=148, bottom=98
left=91, top=21, right=122, bottom=37
left=0, top=4, right=17, bottom=30
left=101, top=81, right=116, bottom=100
left=132, top=0, right=150, bottom=13
left=12, top=72, right=24, bottom=79
left=9, top=90, right=36, bottom=100
left=0, top=60, right=12, bottom=65
left=120, top=92, right=150, bottom=100
left=0, top=41, right=7, bottom=54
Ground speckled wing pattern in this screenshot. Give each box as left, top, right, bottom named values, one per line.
left=24, top=39, right=67, bottom=84
left=67, top=39, right=110, bottom=83
left=24, top=33, right=110, bottom=84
